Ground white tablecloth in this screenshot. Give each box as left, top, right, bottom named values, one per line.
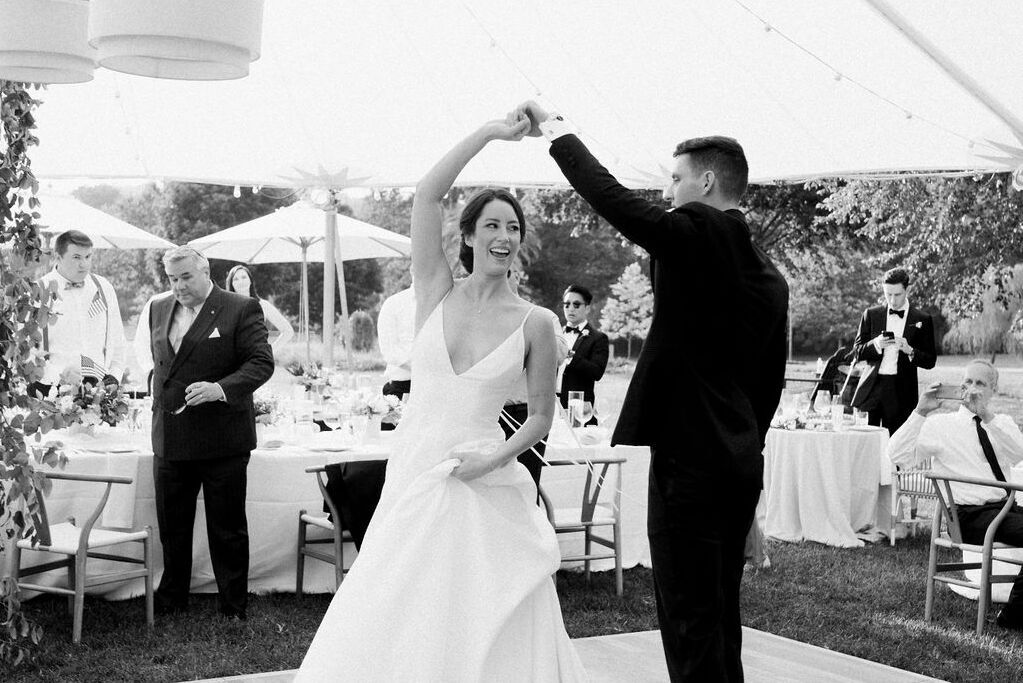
left=21, top=433, right=650, bottom=599
left=761, top=427, right=891, bottom=548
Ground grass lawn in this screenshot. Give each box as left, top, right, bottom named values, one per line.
left=10, top=353, right=1023, bottom=680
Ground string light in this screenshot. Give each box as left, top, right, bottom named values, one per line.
left=232, top=186, right=241, bottom=198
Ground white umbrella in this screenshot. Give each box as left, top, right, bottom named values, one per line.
left=188, top=201, right=411, bottom=362
left=35, top=193, right=175, bottom=250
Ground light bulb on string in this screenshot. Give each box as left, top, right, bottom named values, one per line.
left=233, top=186, right=241, bottom=198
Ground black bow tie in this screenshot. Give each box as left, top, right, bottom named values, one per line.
left=65, top=280, right=85, bottom=289
left=888, top=308, right=905, bottom=318
left=565, top=325, right=581, bottom=333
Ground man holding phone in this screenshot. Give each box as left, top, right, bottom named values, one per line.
left=851, top=268, right=937, bottom=433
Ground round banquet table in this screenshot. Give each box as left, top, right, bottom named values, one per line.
left=15, top=430, right=650, bottom=600
left=761, top=426, right=891, bottom=548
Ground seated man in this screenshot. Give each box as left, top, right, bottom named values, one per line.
left=887, top=359, right=1023, bottom=630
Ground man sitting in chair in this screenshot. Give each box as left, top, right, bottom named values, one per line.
left=887, top=359, right=1023, bottom=630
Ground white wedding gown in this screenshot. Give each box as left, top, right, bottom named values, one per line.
left=295, top=296, right=587, bottom=682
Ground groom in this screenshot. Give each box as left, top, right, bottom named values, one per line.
left=514, top=102, right=788, bottom=681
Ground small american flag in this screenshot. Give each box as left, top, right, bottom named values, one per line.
left=81, top=355, right=107, bottom=381
left=87, top=289, right=107, bottom=319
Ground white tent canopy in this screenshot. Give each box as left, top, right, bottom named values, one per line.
left=33, top=193, right=175, bottom=250
left=27, top=1, right=1023, bottom=189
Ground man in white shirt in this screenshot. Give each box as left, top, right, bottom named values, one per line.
left=888, top=359, right=1023, bottom=630
left=37, top=230, right=127, bottom=392
left=376, top=283, right=416, bottom=401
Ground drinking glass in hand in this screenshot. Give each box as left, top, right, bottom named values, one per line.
left=567, top=391, right=585, bottom=428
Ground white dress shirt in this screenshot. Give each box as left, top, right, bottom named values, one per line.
left=887, top=406, right=1023, bottom=505
left=377, top=286, right=416, bottom=383
left=877, top=302, right=909, bottom=375
left=557, top=320, right=589, bottom=394
left=40, top=269, right=127, bottom=384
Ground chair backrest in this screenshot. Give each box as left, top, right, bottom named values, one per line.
left=578, top=459, right=622, bottom=523
left=929, top=476, right=964, bottom=544
left=896, top=457, right=934, bottom=498
left=26, top=472, right=131, bottom=547
left=927, top=473, right=1023, bottom=545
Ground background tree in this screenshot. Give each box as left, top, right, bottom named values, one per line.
left=600, top=262, right=653, bottom=358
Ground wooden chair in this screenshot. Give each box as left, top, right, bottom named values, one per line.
left=5, top=472, right=154, bottom=644
left=296, top=465, right=354, bottom=595
left=538, top=453, right=626, bottom=596
left=890, top=457, right=937, bottom=546
left=925, top=473, right=1023, bottom=635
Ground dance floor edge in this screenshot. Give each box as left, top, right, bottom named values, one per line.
left=192, top=628, right=943, bottom=682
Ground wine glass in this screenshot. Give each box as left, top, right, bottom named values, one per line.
left=322, top=402, right=343, bottom=432
left=813, top=390, right=832, bottom=414
left=575, top=401, right=594, bottom=426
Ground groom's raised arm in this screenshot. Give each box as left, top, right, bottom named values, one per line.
left=514, top=102, right=702, bottom=258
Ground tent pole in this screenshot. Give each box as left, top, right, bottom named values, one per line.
left=334, top=236, right=355, bottom=371
left=865, top=0, right=1023, bottom=144
left=323, top=208, right=337, bottom=365
left=301, top=241, right=310, bottom=363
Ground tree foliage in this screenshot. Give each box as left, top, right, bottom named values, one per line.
left=600, top=262, right=653, bottom=357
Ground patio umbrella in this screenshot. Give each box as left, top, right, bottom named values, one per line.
left=188, top=201, right=410, bottom=362
left=35, top=193, right=175, bottom=251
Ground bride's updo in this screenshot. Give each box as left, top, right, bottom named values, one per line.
left=457, top=188, right=527, bottom=274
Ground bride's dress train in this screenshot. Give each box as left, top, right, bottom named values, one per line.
left=295, top=297, right=587, bottom=682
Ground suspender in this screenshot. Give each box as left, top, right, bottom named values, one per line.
left=40, top=275, right=112, bottom=370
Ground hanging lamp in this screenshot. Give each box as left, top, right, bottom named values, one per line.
left=0, top=0, right=95, bottom=84
left=88, top=0, right=264, bottom=81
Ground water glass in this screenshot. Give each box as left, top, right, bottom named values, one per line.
left=567, top=391, right=585, bottom=428
left=854, top=409, right=868, bottom=426
left=830, top=404, right=845, bottom=431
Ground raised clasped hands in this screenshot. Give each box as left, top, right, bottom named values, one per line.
left=483, top=117, right=531, bottom=142
left=505, top=100, right=549, bottom=137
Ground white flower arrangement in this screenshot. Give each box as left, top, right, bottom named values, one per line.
left=334, top=388, right=402, bottom=418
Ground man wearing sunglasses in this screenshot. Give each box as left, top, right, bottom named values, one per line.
left=557, top=284, right=609, bottom=425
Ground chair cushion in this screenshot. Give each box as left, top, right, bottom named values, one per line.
left=17, top=523, right=148, bottom=555
left=552, top=504, right=616, bottom=527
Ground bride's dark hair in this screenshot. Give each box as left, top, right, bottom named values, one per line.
left=457, top=188, right=526, bottom=274
left=224, top=264, right=262, bottom=300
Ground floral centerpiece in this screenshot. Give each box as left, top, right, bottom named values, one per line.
left=285, top=361, right=329, bottom=392
left=335, top=388, right=402, bottom=424
left=253, top=391, right=281, bottom=425
left=35, top=366, right=130, bottom=431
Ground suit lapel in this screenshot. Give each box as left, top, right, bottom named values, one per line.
left=169, top=288, right=222, bottom=374
left=571, top=331, right=588, bottom=353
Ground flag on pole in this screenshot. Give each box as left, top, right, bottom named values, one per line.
left=81, top=355, right=107, bottom=381
left=87, top=289, right=107, bottom=319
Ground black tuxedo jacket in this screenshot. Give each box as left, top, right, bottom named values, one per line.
left=559, top=324, right=609, bottom=408
left=148, top=287, right=274, bottom=461
left=550, top=135, right=788, bottom=476
left=851, top=304, right=936, bottom=410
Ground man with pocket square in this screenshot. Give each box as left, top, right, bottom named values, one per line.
left=137, top=246, right=274, bottom=620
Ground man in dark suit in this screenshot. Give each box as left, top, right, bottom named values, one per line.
left=145, top=247, right=274, bottom=620
left=851, top=267, right=936, bottom=434
left=515, top=101, right=788, bottom=682
left=558, top=284, right=609, bottom=426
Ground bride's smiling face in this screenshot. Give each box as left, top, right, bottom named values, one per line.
left=466, top=199, right=521, bottom=275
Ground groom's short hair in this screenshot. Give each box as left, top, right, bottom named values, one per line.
left=674, top=136, right=748, bottom=202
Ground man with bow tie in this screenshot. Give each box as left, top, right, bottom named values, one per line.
left=557, top=285, right=609, bottom=425
left=37, top=230, right=127, bottom=393
left=135, top=246, right=274, bottom=621
left=851, top=267, right=937, bottom=434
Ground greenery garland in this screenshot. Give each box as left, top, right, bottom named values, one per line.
left=0, top=80, right=66, bottom=666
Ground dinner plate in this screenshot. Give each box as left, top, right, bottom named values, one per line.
left=309, top=446, right=352, bottom=453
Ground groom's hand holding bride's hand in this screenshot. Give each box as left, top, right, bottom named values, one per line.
left=482, top=117, right=531, bottom=142
left=507, top=101, right=549, bottom=137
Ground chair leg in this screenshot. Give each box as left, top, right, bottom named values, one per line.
left=296, top=512, right=307, bottom=597
left=978, top=549, right=993, bottom=636
left=334, top=532, right=344, bottom=590
left=72, top=550, right=87, bottom=645
left=924, top=535, right=939, bottom=622
left=614, top=522, right=623, bottom=597
left=66, top=554, right=76, bottom=615
left=584, top=529, right=591, bottom=586
left=143, top=529, right=154, bottom=628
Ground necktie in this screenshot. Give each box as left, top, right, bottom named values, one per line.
left=888, top=308, right=905, bottom=318
left=565, top=325, right=579, bottom=333
left=973, top=415, right=1007, bottom=482
left=65, top=280, right=85, bottom=289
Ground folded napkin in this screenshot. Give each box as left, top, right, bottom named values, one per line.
left=576, top=426, right=609, bottom=446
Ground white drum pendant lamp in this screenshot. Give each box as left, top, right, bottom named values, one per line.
left=0, top=0, right=96, bottom=84
left=88, top=0, right=264, bottom=80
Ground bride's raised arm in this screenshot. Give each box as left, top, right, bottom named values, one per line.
left=410, top=118, right=529, bottom=329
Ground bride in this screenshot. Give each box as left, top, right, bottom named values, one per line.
left=294, top=117, right=587, bottom=681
